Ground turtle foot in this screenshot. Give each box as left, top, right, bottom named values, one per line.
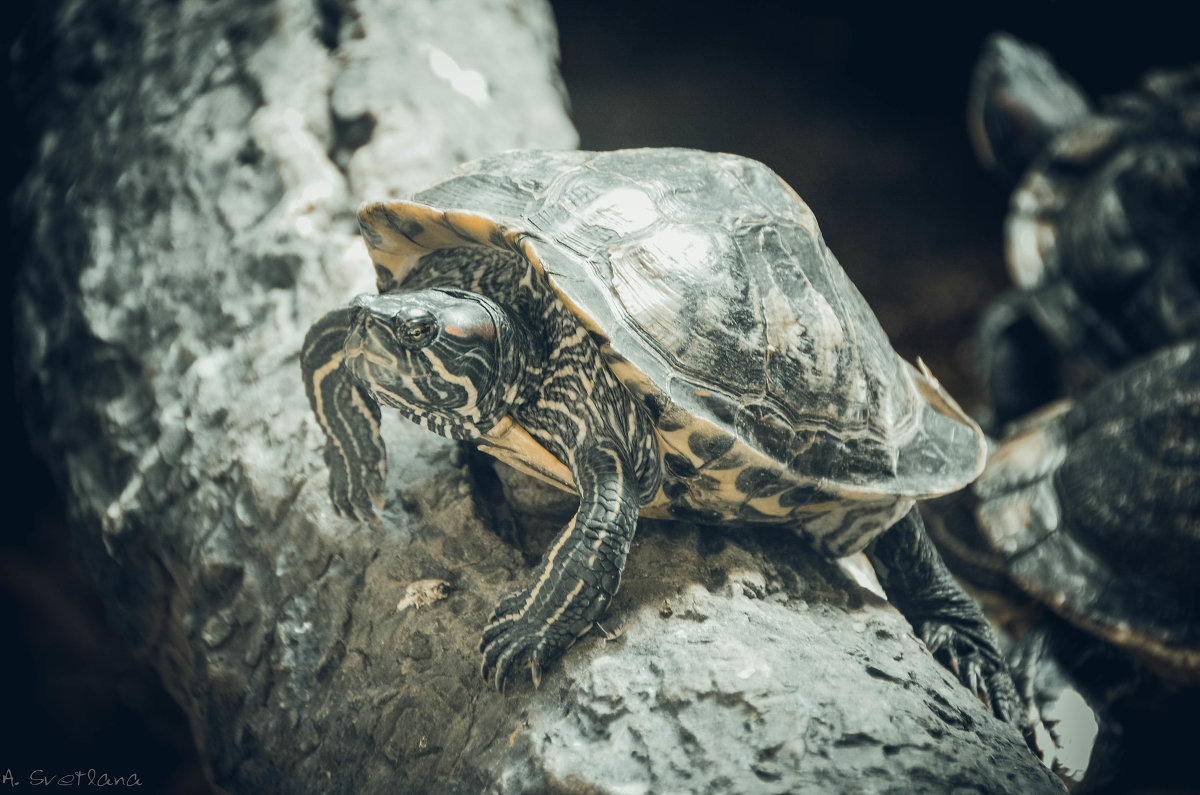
left=919, top=618, right=1025, bottom=729
left=479, top=582, right=609, bottom=692
left=868, top=508, right=1037, bottom=749
left=326, top=450, right=384, bottom=521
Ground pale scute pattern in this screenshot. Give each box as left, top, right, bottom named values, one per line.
left=354, top=148, right=986, bottom=542
left=302, top=149, right=1012, bottom=706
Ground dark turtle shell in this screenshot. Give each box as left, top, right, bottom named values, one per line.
left=971, top=33, right=1200, bottom=368
left=357, top=148, right=985, bottom=512
left=970, top=340, right=1200, bottom=681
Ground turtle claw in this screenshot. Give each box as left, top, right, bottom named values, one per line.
left=479, top=576, right=607, bottom=693
left=926, top=623, right=989, bottom=705
left=867, top=511, right=1035, bottom=747
left=919, top=619, right=1033, bottom=747
left=963, top=658, right=988, bottom=707
left=480, top=613, right=569, bottom=694
left=530, top=655, right=543, bottom=690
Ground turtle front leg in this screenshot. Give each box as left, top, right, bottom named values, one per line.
left=481, top=444, right=639, bottom=691
left=301, top=307, right=387, bottom=519
left=867, top=508, right=1034, bottom=744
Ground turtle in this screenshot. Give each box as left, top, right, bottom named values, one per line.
left=299, top=147, right=1025, bottom=726
left=966, top=32, right=1200, bottom=430
left=923, top=339, right=1200, bottom=787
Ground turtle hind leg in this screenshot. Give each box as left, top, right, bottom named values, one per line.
left=301, top=307, right=387, bottom=519
left=866, top=507, right=1035, bottom=746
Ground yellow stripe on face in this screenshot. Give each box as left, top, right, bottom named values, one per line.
left=420, top=348, right=481, bottom=421
left=346, top=345, right=403, bottom=374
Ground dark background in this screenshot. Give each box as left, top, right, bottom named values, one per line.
left=4, top=2, right=1196, bottom=792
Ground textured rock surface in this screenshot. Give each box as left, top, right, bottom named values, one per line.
left=13, top=0, right=1062, bottom=792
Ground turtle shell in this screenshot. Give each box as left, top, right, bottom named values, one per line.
left=357, top=148, right=985, bottom=504
left=971, top=340, right=1200, bottom=681
left=1002, top=65, right=1200, bottom=367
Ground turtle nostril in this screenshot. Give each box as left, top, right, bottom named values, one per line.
left=350, top=294, right=376, bottom=325
left=350, top=307, right=371, bottom=329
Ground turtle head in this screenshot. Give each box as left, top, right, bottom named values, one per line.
left=343, top=289, right=534, bottom=437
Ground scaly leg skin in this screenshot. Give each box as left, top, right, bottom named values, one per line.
left=867, top=508, right=1036, bottom=749
left=300, top=307, right=387, bottom=520
left=480, top=445, right=639, bottom=692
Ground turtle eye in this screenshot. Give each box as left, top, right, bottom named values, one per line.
left=396, top=314, right=438, bottom=347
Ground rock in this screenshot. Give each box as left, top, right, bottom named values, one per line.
left=506, top=524, right=1059, bottom=794
left=12, top=0, right=1063, bottom=792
